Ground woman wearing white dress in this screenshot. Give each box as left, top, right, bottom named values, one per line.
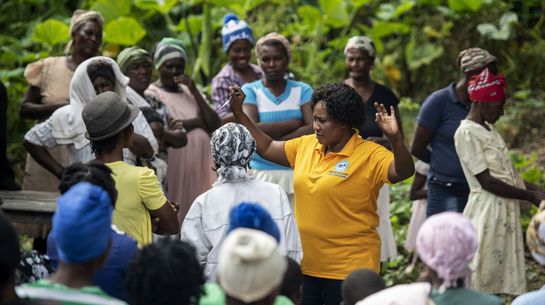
left=454, top=68, right=545, bottom=295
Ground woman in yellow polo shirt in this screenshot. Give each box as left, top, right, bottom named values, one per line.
left=228, top=83, right=414, bottom=305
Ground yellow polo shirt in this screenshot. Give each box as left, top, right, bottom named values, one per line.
left=106, top=161, right=167, bottom=248
left=284, top=132, right=393, bottom=279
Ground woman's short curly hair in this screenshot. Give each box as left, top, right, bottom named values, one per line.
left=125, top=239, right=205, bottom=305
left=310, top=83, right=365, bottom=128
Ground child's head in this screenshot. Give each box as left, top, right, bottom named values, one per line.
left=58, top=161, right=117, bottom=206
left=82, top=91, right=139, bottom=157
left=342, top=269, right=385, bottom=305
left=126, top=239, right=205, bottom=305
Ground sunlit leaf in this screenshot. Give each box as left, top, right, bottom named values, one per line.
left=377, top=1, right=415, bottom=20
left=31, top=19, right=69, bottom=48
left=297, top=5, right=322, bottom=32
left=368, top=21, right=410, bottom=39
left=176, top=15, right=203, bottom=36
left=477, top=12, right=517, bottom=40
left=91, top=0, right=132, bottom=22
left=394, top=1, right=416, bottom=18
left=104, top=17, right=147, bottom=46
left=319, top=0, right=350, bottom=28
left=448, top=0, right=484, bottom=12
left=405, top=32, right=443, bottom=70
left=376, top=4, right=396, bottom=20
left=134, top=0, right=177, bottom=14
left=347, top=0, right=372, bottom=8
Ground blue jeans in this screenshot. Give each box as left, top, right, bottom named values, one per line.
left=301, top=275, right=343, bottom=305
left=426, top=178, right=470, bottom=217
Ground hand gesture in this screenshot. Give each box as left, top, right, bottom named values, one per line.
left=167, top=117, right=185, bottom=131
left=374, top=102, right=400, bottom=139
left=228, top=85, right=246, bottom=115
left=174, top=74, right=197, bottom=92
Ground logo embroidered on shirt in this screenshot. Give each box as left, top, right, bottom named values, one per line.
left=335, top=160, right=349, bottom=172
left=329, top=160, right=349, bottom=178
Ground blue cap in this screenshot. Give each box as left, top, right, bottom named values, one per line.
left=221, top=14, right=254, bottom=52
left=227, top=202, right=280, bottom=242
left=52, top=182, right=112, bottom=263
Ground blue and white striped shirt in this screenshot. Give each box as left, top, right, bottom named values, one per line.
left=242, top=79, right=313, bottom=170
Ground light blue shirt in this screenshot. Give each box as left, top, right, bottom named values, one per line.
left=242, top=79, right=312, bottom=170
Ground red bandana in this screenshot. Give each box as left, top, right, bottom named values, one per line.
left=467, top=68, right=506, bottom=103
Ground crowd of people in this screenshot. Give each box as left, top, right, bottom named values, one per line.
left=1, top=7, right=545, bottom=305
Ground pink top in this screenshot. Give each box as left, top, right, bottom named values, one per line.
left=145, top=83, right=216, bottom=221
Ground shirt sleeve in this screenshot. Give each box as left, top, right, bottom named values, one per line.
left=180, top=196, right=212, bottom=266
left=370, top=143, right=395, bottom=185
left=242, top=84, right=257, bottom=105
left=24, top=119, right=58, bottom=148
left=300, top=83, right=313, bottom=105
left=24, top=58, right=45, bottom=87
left=417, top=93, right=444, bottom=131
left=279, top=187, right=303, bottom=263
left=132, top=111, right=159, bottom=155
left=454, top=126, right=488, bottom=175
left=138, top=167, right=167, bottom=211
left=284, top=136, right=304, bottom=168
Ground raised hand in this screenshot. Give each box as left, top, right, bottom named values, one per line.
left=167, top=117, right=185, bottom=131
left=374, top=102, right=401, bottom=139
left=228, top=85, right=246, bottom=115
left=174, top=74, right=197, bottom=91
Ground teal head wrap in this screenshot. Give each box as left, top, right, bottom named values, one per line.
left=117, top=46, right=152, bottom=74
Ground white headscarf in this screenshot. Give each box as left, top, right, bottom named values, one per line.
left=50, top=56, right=129, bottom=149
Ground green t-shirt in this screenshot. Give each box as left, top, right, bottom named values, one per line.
left=430, top=287, right=503, bottom=305
left=16, top=280, right=127, bottom=305
left=200, top=283, right=293, bottom=305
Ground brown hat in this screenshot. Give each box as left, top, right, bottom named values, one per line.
left=457, top=48, right=496, bottom=73
left=82, top=91, right=139, bottom=141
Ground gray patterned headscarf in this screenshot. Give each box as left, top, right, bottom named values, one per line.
left=211, top=123, right=256, bottom=185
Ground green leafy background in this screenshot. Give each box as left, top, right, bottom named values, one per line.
left=2, top=1, right=545, bottom=301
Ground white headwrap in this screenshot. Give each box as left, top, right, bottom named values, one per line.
left=344, top=36, right=376, bottom=58
left=218, top=228, right=287, bottom=303
left=50, top=56, right=129, bottom=149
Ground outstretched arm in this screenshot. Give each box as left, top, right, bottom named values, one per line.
left=229, top=86, right=290, bottom=167
left=375, top=103, right=414, bottom=183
